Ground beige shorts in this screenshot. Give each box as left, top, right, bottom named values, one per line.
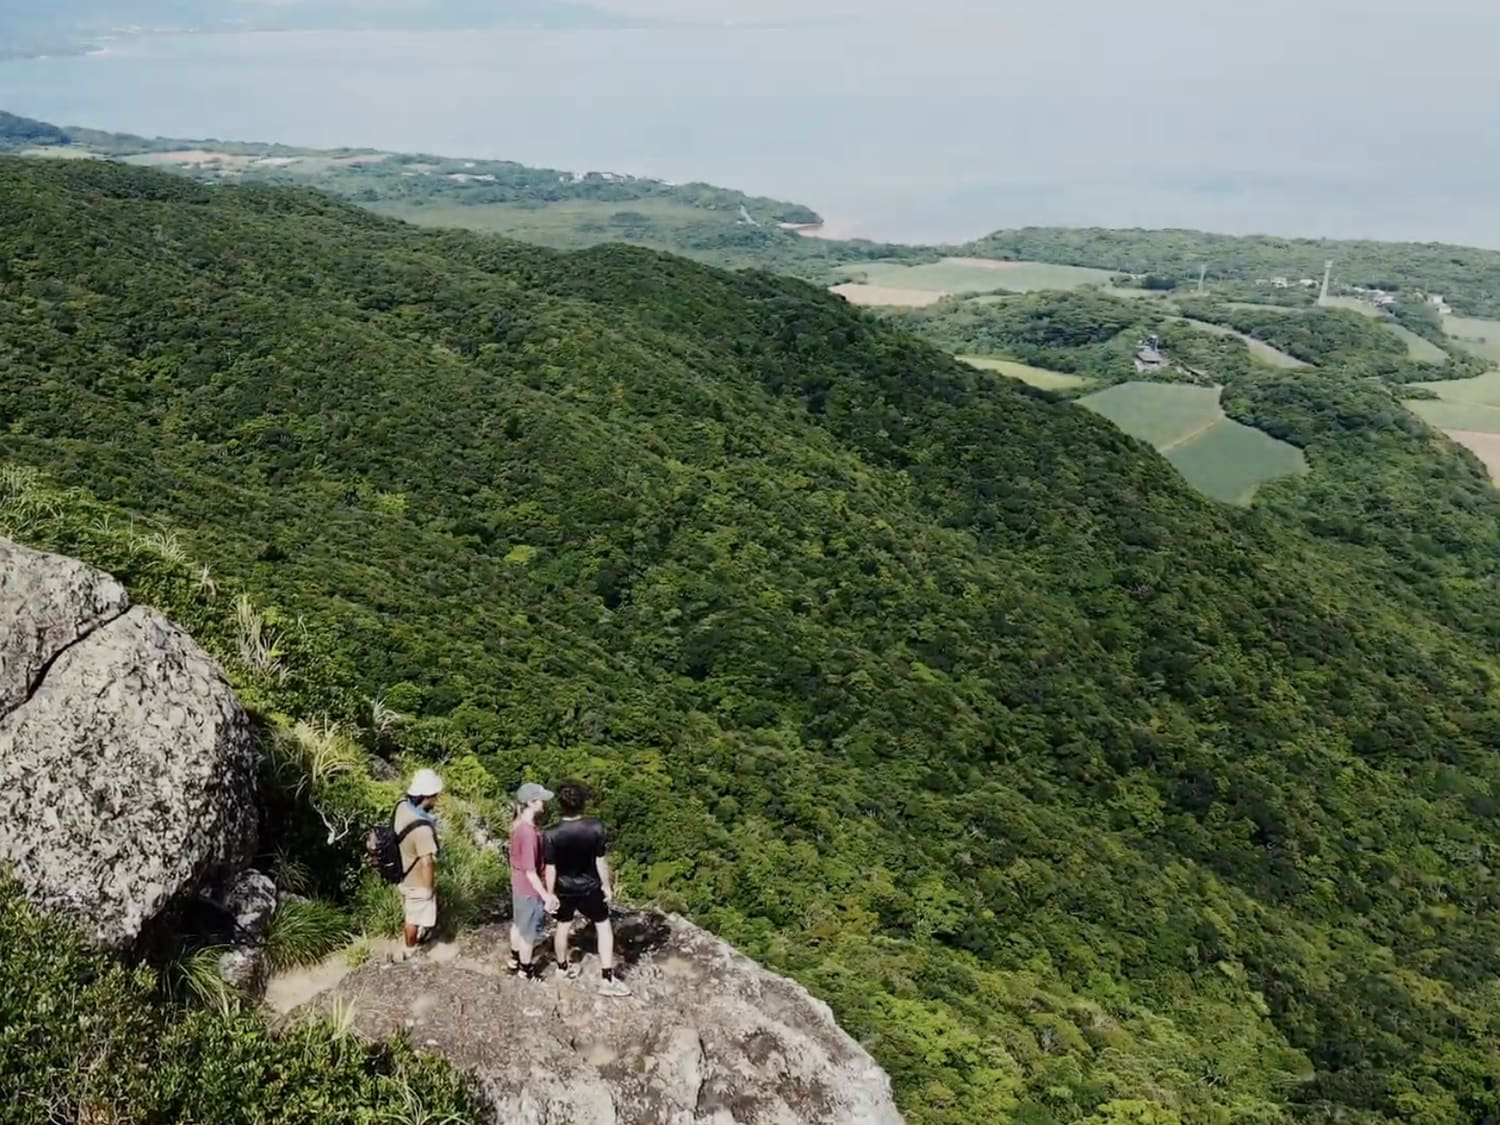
left=401, top=885, right=437, bottom=929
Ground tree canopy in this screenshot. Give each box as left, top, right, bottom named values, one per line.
left=2, top=158, right=1499, bottom=1123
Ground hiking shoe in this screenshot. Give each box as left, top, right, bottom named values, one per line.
left=556, top=959, right=582, bottom=982
left=598, top=976, right=631, bottom=998
left=505, top=956, right=522, bottom=976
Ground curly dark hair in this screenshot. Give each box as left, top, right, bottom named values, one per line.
left=556, top=779, right=592, bottom=816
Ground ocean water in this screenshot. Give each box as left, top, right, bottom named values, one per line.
left=3, top=0, right=1499, bottom=246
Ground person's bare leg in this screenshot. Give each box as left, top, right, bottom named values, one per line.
left=404, top=922, right=420, bottom=949
left=513, top=926, right=533, bottom=967
left=553, top=918, right=572, bottom=971
left=596, top=918, right=614, bottom=972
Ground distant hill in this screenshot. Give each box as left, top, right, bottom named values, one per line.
left=1, top=110, right=926, bottom=279
left=4, top=155, right=1500, bottom=1123
left=967, top=226, right=1500, bottom=318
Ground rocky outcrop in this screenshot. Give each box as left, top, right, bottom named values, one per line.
left=286, top=911, right=904, bottom=1125
left=0, top=537, right=258, bottom=948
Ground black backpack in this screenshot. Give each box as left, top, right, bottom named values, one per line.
left=364, top=802, right=433, bottom=884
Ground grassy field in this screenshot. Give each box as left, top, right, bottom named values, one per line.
left=1078, top=383, right=1224, bottom=448
left=1405, top=368, right=1500, bottom=482
left=372, top=197, right=725, bottom=248
left=1318, top=295, right=1383, bottom=318
left=959, top=355, right=1095, bottom=391
left=1407, top=370, right=1500, bottom=433
left=837, top=257, right=1117, bottom=296
left=1318, top=296, right=1448, bottom=361
left=1178, top=318, right=1307, bottom=369
left=1385, top=322, right=1449, bottom=363
left=1442, top=315, right=1500, bottom=364
left=1080, top=382, right=1306, bottom=504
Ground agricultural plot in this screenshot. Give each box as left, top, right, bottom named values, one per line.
left=835, top=257, right=1117, bottom=298
left=1318, top=295, right=1383, bottom=318
left=1442, top=316, right=1500, bottom=364
left=1407, top=370, right=1500, bottom=434
left=959, top=355, right=1094, bottom=391
left=1384, top=323, right=1448, bottom=363
left=830, top=283, right=944, bottom=308
left=1178, top=318, right=1306, bottom=369
left=1319, top=297, right=1447, bottom=361
left=1080, top=382, right=1306, bottom=504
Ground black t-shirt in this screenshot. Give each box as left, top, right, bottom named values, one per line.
left=543, top=817, right=609, bottom=893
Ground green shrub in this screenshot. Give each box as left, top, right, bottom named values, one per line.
left=0, top=883, right=482, bottom=1123
left=265, top=898, right=356, bottom=971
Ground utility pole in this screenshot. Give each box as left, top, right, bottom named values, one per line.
left=1320, top=258, right=1334, bottom=302
left=1197, top=263, right=1207, bottom=295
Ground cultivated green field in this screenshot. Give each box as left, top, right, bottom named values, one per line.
left=1080, top=382, right=1306, bottom=504
left=372, top=197, right=722, bottom=249
left=1079, top=383, right=1224, bottom=448
left=959, top=355, right=1095, bottom=391
left=1318, top=295, right=1383, bottom=318
left=1443, top=315, right=1500, bottom=364
left=1179, top=318, right=1307, bottom=369
left=838, top=257, right=1118, bottom=296
left=1385, top=322, right=1449, bottom=363
left=1407, top=370, right=1500, bottom=433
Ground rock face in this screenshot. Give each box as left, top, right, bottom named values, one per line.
left=0, top=537, right=258, bottom=948
left=289, top=911, right=904, bottom=1125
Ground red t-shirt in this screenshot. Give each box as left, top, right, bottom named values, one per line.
left=509, top=819, right=543, bottom=899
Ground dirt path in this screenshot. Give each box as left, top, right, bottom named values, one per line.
left=264, top=936, right=503, bottom=1015
left=1159, top=413, right=1226, bottom=452
left=1444, top=429, right=1500, bottom=483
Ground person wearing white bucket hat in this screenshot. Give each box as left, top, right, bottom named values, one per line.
left=395, top=768, right=444, bottom=957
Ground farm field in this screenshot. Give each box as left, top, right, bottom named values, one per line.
left=1319, top=296, right=1448, bottom=361
left=959, top=355, right=1095, bottom=391
left=836, top=257, right=1117, bottom=297
left=1319, top=295, right=1383, bottom=317
left=1442, top=430, right=1500, bottom=483
left=1407, top=370, right=1500, bottom=433
left=1178, top=318, right=1306, bottom=369
left=831, top=283, right=944, bottom=308
left=1442, top=315, right=1500, bottom=364
left=1079, top=382, right=1306, bottom=504
left=373, top=197, right=728, bottom=248
left=1384, top=322, right=1448, bottom=363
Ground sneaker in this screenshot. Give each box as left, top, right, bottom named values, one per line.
left=598, top=976, right=631, bottom=998
left=505, top=955, right=522, bottom=976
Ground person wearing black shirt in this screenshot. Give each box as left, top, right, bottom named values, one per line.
left=544, top=780, right=630, bottom=997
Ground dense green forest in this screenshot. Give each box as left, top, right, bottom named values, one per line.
left=0, top=111, right=926, bottom=279
left=965, top=227, right=1500, bottom=317
left=3, top=158, right=1500, bottom=1122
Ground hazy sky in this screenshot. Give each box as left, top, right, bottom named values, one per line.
left=5, top=0, right=1499, bottom=243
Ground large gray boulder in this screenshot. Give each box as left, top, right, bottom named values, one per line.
left=0, top=537, right=257, bottom=948
left=287, top=911, right=905, bottom=1125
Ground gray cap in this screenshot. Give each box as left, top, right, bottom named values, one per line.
left=516, top=782, right=554, bottom=803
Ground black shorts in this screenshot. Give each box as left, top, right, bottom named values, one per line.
left=555, top=887, right=609, bottom=924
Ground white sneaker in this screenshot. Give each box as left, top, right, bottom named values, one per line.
left=598, top=976, right=631, bottom=998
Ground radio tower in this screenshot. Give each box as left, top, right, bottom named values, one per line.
left=1320, top=259, right=1334, bottom=302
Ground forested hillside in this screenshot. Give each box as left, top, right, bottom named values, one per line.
left=0, top=110, right=921, bottom=278
left=966, top=227, right=1500, bottom=317
left=3, top=158, right=1500, bottom=1123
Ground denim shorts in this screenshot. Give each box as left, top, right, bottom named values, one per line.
left=513, top=892, right=547, bottom=942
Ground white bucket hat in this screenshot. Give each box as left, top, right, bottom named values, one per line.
left=407, top=768, right=445, bottom=798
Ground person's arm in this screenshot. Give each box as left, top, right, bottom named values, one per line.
left=411, top=823, right=439, bottom=892
left=544, top=862, right=557, bottom=896
left=411, top=853, right=436, bottom=892
left=527, top=868, right=558, bottom=911
left=596, top=855, right=613, bottom=903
